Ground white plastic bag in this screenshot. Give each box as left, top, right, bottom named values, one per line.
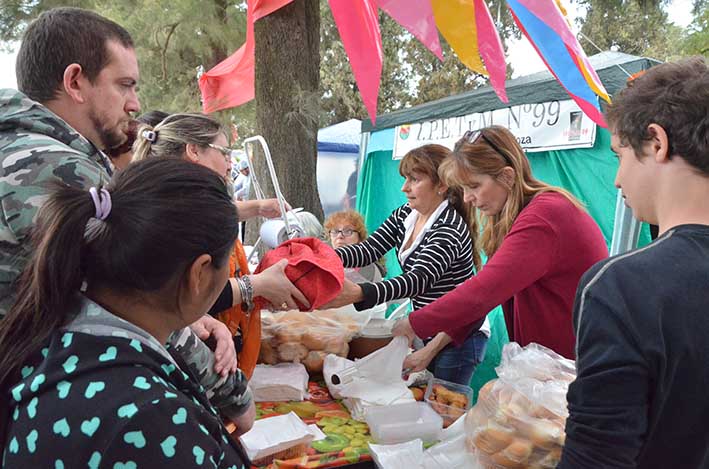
left=324, top=337, right=415, bottom=420
left=464, top=342, right=575, bottom=469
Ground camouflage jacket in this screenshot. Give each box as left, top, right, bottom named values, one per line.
left=0, top=89, right=250, bottom=417
left=0, top=89, right=112, bottom=316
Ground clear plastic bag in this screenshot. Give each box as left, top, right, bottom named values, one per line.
left=464, top=342, right=575, bottom=469
left=259, top=310, right=366, bottom=373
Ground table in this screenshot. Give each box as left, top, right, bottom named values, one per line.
left=251, top=381, right=377, bottom=469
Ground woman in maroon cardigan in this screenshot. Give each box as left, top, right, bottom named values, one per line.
left=392, top=126, right=608, bottom=359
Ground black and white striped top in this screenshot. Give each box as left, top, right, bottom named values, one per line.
left=336, top=203, right=475, bottom=311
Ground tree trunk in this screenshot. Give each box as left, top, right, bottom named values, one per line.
left=247, top=0, right=322, bottom=245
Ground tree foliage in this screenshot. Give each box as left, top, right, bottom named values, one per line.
left=576, top=0, right=685, bottom=60
left=0, top=0, right=254, bottom=138
left=681, top=0, right=709, bottom=55
left=4, top=0, right=702, bottom=135
left=319, top=0, right=519, bottom=127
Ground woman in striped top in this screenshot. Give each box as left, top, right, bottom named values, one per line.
left=328, top=144, right=490, bottom=385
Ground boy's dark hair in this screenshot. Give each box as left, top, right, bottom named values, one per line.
left=606, top=57, right=709, bottom=176
left=16, top=7, right=134, bottom=103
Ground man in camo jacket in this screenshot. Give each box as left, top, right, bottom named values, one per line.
left=0, top=7, right=253, bottom=429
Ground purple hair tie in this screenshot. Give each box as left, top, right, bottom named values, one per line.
left=89, top=187, right=112, bottom=220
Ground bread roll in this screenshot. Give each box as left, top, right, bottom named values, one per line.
left=303, top=351, right=327, bottom=373
left=477, top=379, right=498, bottom=403
left=275, top=328, right=302, bottom=343
left=473, top=424, right=515, bottom=454
left=501, top=438, right=533, bottom=463
left=496, top=386, right=516, bottom=407
left=527, top=419, right=564, bottom=449
left=277, top=342, right=308, bottom=362
left=323, top=337, right=348, bottom=355
left=258, top=341, right=278, bottom=365
left=530, top=403, right=560, bottom=420
left=302, top=331, right=329, bottom=350
left=529, top=447, right=562, bottom=469
left=490, top=451, right=525, bottom=469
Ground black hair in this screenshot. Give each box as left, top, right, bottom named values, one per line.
left=137, top=110, right=170, bottom=127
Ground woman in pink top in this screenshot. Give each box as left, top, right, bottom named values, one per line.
left=392, top=126, right=608, bottom=358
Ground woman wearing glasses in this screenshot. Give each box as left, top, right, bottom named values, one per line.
left=324, top=210, right=385, bottom=283
left=392, top=126, right=608, bottom=359
left=133, top=114, right=308, bottom=383
left=327, top=145, right=490, bottom=386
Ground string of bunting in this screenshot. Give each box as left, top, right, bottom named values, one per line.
left=199, top=0, right=610, bottom=127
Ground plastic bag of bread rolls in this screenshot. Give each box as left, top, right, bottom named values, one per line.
left=463, top=343, right=575, bottom=469
left=258, top=310, right=363, bottom=373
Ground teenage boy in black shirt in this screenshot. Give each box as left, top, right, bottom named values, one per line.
left=560, top=57, right=709, bottom=469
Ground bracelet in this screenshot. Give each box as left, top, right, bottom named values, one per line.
left=238, top=275, right=254, bottom=312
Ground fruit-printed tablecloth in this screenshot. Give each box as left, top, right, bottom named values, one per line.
left=252, top=381, right=375, bottom=469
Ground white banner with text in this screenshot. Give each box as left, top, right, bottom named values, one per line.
left=392, top=99, right=597, bottom=159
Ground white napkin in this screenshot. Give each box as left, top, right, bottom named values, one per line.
left=369, top=439, right=424, bottom=469
left=239, top=412, right=314, bottom=461
left=368, top=414, right=479, bottom=469
left=250, top=363, right=309, bottom=402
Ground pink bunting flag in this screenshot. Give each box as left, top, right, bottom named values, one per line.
left=199, top=0, right=295, bottom=113
left=473, top=0, right=508, bottom=103
left=329, top=0, right=383, bottom=124
left=516, top=0, right=608, bottom=101
left=376, top=0, right=443, bottom=60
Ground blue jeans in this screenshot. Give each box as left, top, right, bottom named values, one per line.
left=427, top=331, right=489, bottom=386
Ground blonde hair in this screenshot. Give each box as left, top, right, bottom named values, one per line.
left=132, top=113, right=226, bottom=162
left=324, top=210, right=368, bottom=240
left=441, top=125, right=584, bottom=257
left=401, top=144, right=480, bottom=271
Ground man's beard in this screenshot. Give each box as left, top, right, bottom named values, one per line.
left=89, top=108, right=127, bottom=150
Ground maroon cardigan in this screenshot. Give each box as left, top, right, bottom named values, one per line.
left=409, top=192, right=608, bottom=359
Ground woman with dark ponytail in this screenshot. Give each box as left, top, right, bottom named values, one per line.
left=325, top=144, right=491, bottom=386
left=0, top=158, right=249, bottom=467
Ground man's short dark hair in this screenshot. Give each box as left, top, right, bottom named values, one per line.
left=606, top=57, right=709, bottom=176
left=606, top=56, right=709, bottom=176
left=16, top=7, right=134, bottom=103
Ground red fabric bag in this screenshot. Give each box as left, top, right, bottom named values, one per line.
left=254, top=238, right=344, bottom=310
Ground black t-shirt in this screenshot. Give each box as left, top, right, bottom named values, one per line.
left=560, top=224, right=709, bottom=469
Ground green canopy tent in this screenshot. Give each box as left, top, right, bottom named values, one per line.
left=354, top=51, right=660, bottom=400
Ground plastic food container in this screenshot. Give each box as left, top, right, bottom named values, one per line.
left=424, top=377, right=473, bottom=428
left=365, top=402, right=443, bottom=444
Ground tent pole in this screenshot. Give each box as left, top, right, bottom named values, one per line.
left=356, top=131, right=371, bottom=209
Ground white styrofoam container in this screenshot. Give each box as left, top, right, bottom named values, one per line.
left=365, top=402, right=443, bottom=444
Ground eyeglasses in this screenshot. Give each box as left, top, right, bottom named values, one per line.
left=330, top=229, right=356, bottom=238
left=457, top=130, right=514, bottom=167
left=208, top=143, right=235, bottom=162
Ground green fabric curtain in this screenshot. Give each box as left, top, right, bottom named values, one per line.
left=355, top=128, right=651, bottom=397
